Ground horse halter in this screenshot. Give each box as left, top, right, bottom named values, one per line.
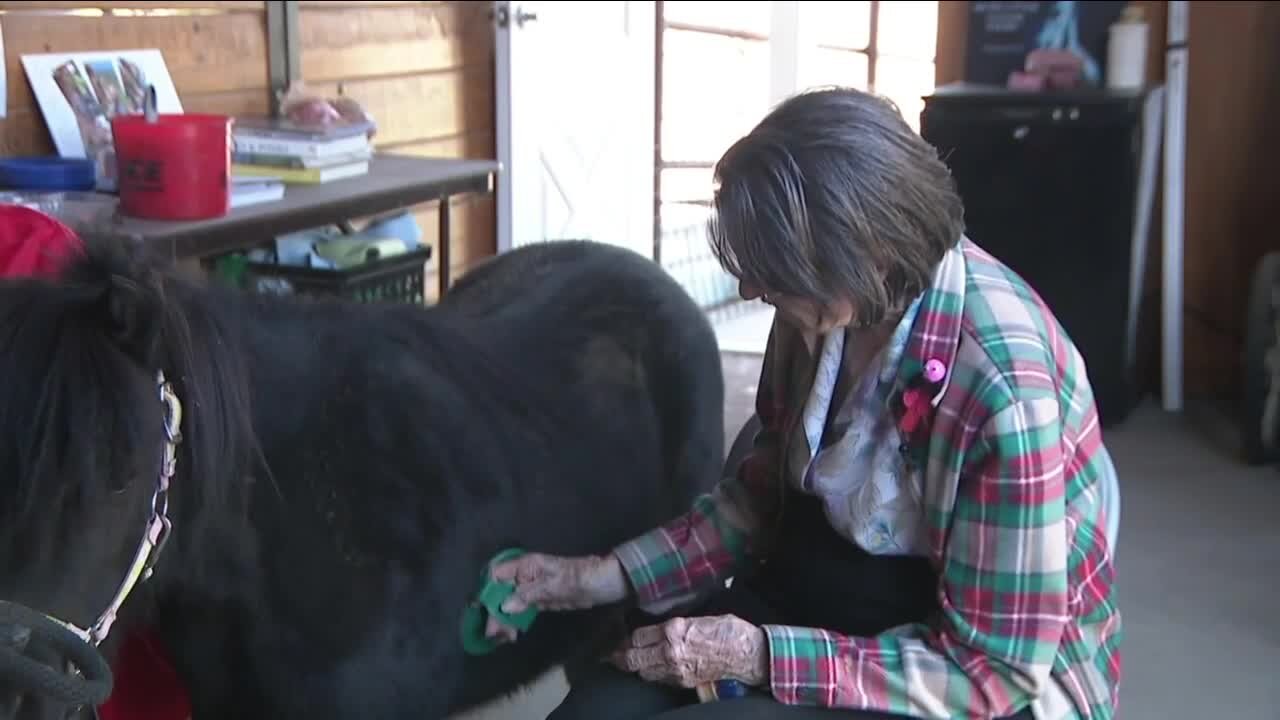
left=0, top=371, right=182, bottom=715
left=51, top=370, right=181, bottom=647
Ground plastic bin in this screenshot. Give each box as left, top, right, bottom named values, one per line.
left=227, top=245, right=434, bottom=305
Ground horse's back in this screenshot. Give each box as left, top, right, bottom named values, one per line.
left=433, top=241, right=726, bottom=712
left=447, top=240, right=724, bottom=510
left=442, top=240, right=692, bottom=320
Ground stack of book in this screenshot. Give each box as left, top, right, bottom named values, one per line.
left=231, top=115, right=375, bottom=186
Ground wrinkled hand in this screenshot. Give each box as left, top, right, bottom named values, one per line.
left=610, top=615, right=769, bottom=689
left=483, top=552, right=630, bottom=643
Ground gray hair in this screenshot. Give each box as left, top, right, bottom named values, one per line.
left=707, top=86, right=965, bottom=326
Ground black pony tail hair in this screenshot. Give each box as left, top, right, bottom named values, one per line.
left=0, top=235, right=258, bottom=545
left=57, top=238, right=171, bottom=372
left=0, top=238, right=179, bottom=534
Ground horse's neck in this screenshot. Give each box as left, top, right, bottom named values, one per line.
left=158, top=289, right=315, bottom=591
left=171, top=289, right=470, bottom=497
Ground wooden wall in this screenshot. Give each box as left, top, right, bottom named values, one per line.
left=0, top=1, right=272, bottom=156
left=296, top=0, right=495, bottom=301
left=1175, top=2, right=1280, bottom=401
left=0, top=0, right=497, bottom=301
left=934, top=2, right=1280, bottom=403
left=935, top=1, right=968, bottom=87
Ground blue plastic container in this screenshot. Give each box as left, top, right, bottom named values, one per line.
left=0, top=157, right=96, bottom=192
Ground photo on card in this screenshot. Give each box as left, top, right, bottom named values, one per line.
left=22, top=49, right=182, bottom=159
left=84, top=58, right=137, bottom=116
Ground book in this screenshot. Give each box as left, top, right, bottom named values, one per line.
left=230, top=179, right=286, bottom=208
left=230, top=148, right=373, bottom=170
left=232, top=160, right=369, bottom=185
left=231, top=133, right=370, bottom=161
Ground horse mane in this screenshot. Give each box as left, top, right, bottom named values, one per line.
left=0, top=236, right=256, bottom=551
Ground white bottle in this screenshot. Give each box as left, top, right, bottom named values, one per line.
left=1106, top=6, right=1149, bottom=91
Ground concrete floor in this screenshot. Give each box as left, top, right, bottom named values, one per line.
left=1103, top=401, right=1280, bottom=718
left=459, top=304, right=1280, bottom=719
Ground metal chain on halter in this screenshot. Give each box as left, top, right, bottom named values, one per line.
left=142, top=372, right=181, bottom=581
left=75, top=371, right=181, bottom=648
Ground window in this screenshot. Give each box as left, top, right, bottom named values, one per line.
left=654, top=1, right=940, bottom=281
left=657, top=1, right=939, bottom=211
left=658, top=1, right=774, bottom=208
left=797, top=0, right=938, bottom=130
left=661, top=27, right=771, bottom=168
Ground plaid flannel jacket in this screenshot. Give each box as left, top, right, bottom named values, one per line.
left=616, top=238, right=1122, bottom=719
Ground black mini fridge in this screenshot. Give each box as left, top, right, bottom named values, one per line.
left=919, top=83, right=1153, bottom=428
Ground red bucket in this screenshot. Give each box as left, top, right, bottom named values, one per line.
left=111, top=113, right=233, bottom=221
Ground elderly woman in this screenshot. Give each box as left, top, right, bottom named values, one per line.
left=488, top=86, right=1122, bottom=720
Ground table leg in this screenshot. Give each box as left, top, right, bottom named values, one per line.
left=438, top=194, right=451, bottom=301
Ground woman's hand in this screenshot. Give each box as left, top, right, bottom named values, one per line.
left=609, top=615, right=769, bottom=689
left=483, top=552, right=630, bottom=642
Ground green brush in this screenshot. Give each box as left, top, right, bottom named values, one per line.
left=460, top=548, right=539, bottom=656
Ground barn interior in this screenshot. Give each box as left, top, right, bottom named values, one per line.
left=0, top=2, right=1276, bottom=718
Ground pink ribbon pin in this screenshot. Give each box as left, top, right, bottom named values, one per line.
left=899, top=387, right=929, bottom=434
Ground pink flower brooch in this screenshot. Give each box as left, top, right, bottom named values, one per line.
left=895, top=357, right=948, bottom=454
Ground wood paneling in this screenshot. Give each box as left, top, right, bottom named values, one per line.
left=298, top=1, right=490, bottom=82
left=308, top=65, right=493, bottom=148
left=0, top=0, right=497, bottom=287
left=420, top=194, right=496, bottom=303
left=0, top=1, right=270, bottom=155
left=0, top=108, right=56, bottom=156
left=297, top=1, right=423, bottom=7
left=385, top=129, right=496, bottom=163
left=395, top=130, right=497, bottom=299
left=298, top=0, right=497, bottom=282
left=1180, top=2, right=1280, bottom=399
left=0, top=2, right=262, bottom=9
left=181, top=87, right=272, bottom=117
left=934, top=1, right=968, bottom=86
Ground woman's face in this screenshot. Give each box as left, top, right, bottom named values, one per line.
left=738, top=280, right=856, bottom=335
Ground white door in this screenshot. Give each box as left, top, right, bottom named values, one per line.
left=493, top=0, right=656, bottom=259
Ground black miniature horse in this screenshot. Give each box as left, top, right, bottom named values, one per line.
left=0, top=237, right=725, bottom=719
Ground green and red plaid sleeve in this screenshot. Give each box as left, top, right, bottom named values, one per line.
left=760, top=397, right=1071, bottom=717
left=613, top=324, right=788, bottom=615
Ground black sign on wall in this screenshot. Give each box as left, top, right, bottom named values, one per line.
left=964, top=1, right=1129, bottom=87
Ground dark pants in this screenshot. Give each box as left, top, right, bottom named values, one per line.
left=549, top=489, right=1033, bottom=720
